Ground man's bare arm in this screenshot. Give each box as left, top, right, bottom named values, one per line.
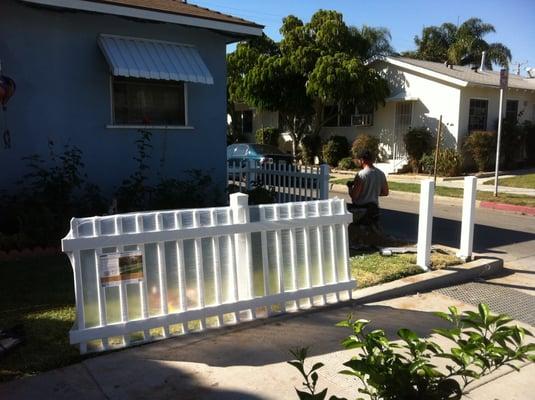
left=349, top=175, right=363, bottom=201
left=380, top=179, right=389, bottom=196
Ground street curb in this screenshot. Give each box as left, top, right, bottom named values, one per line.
left=350, top=257, right=503, bottom=304
left=480, top=201, right=535, bottom=216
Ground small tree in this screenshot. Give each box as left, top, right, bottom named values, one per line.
left=404, top=127, right=433, bottom=172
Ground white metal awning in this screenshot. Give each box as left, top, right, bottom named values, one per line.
left=385, top=90, right=418, bottom=102
left=98, top=34, right=214, bottom=84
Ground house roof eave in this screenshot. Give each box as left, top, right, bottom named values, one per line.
left=383, top=56, right=469, bottom=88
left=19, top=0, right=264, bottom=37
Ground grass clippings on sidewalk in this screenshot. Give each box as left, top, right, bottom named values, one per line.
left=483, top=173, right=535, bottom=189
left=0, top=255, right=81, bottom=382
left=350, top=251, right=462, bottom=288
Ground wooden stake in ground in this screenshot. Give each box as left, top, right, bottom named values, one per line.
left=433, top=115, right=442, bottom=184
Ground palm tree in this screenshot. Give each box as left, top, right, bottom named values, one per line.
left=407, top=18, right=511, bottom=69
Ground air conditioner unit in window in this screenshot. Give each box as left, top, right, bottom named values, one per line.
left=351, top=113, right=374, bottom=127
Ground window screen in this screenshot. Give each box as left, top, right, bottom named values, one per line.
left=468, top=99, right=488, bottom=131
left=505, top=100, right=519, bottom=122
left=112, top=77, right=186, bottom=126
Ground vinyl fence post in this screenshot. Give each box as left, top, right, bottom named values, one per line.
left=229, top=193, right=253, bottom=315
left=417, top=179, right=434, bottom=271
left=458, top=176, right=477, bottom=261
left=319, top=164, right=330, bottom=200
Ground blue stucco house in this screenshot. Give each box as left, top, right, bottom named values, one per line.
left=0, top=0, right=263, bottom=197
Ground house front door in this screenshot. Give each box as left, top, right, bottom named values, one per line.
left=393, top=102, right=413, bottom=159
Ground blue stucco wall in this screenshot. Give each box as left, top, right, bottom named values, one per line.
left=0, top=0, right=228, bottom=200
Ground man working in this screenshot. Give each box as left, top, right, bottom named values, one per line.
left=347, top=149, right=389, bottom=225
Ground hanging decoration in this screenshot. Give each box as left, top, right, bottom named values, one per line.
left=0, top=64, right=16, bottom=149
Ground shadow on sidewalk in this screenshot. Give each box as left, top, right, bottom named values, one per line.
left=110, top=304, right=451, bottom=368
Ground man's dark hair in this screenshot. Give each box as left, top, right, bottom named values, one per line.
left=357, top=149, right=374, bottom=163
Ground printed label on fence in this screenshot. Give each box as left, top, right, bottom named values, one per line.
left=99, top=252, right=143, bottom=287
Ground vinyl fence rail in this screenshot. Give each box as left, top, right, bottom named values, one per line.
left=62, top=194, right=354, bottom=353
left=228, top=161, right=330, bottom=202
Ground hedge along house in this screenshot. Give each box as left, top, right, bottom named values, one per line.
left=0, top=0, right=263, bottom=195
left=238, top=55, right=535, bottom=173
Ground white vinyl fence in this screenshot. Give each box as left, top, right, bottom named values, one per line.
left=228, top=161, right=330, bottom=202
left=62, top=194, right=354, bottom=353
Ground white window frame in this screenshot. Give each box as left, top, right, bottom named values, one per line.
left=106, top=76, right=193, bottom=130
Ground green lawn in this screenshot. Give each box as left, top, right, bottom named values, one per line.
left=483, top=173, right=535, bottom=189
left=0, top=255, right=81, bottom=382
left=350, top=251, right=461, bottom=288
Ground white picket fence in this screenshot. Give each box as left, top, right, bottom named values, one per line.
left=61, top=194, right=354, bottom=353
left=228, top=161, right=330, bottom=202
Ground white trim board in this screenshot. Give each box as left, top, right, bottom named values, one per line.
left=384, top=57, right=468, bottom=88
left=20, top=0, right=263, bottom=37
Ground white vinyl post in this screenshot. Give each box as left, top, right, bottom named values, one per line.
left=319, top=164, right=330, bottom=200
left=229, top=193, right=253, bottom=305
left=417, top=179, right=434, bottom=271
left=458, top=176, right=477, bottom=261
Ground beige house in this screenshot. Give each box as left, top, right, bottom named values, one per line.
left=236, top=56, right=535, bottom=172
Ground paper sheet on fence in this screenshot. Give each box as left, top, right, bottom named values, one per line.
left=99, top=252, right=143, bottom=287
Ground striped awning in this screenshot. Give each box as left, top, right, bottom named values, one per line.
left=98, top=34, right=214, bottom=84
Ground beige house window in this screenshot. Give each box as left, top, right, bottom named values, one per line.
left=468, top=99, right=488, bottom=131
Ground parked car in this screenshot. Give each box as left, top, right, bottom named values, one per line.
left=227, top=143, right=294, bottom=167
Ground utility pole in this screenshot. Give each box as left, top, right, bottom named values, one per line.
left=511, top=60, right=528, bottom=75
left=494, top=69, right=508, bottom=196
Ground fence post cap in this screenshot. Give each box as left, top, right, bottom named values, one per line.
left=230, top=192, right=249, bottom=207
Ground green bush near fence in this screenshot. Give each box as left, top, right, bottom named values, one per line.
left=255, top=127, right=281, bottom=147
left=421, top=148, right=463, bottom=177
left=322, top=136, right=350, bottom=167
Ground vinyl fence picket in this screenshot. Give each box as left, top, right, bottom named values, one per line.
left=62, top=195, right=354, bottom=353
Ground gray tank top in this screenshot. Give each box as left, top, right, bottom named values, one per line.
left=353, top=166, right=386, bottom=205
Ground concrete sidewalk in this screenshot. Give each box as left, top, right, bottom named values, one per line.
left=1, top=291, right=532, bottom=400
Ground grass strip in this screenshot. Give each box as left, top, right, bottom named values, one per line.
left=483, top=173, right=535, bottom=189
left=350, top=251, right=461, bottom=288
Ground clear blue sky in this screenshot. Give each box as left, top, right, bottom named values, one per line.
left=195, top=0, right=535, bottom=73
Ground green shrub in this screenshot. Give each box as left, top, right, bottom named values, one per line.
left=322, top=136, right=349, bottom=167
left=464, top=130, right=496, bottom=172
left=337, top=157, right=357, bottom=170
left=501, top=120, right=526, bottom=169
left=255, top=127, right=280, bottom=147
left=300, top=134, right=323, bottom=165
left=0, top=142, right=107, bottom=249
left=152, top=170, right=221, bottom=210
left=247, top=186, right=276, bottom=205
left=289, top=303, right=535, bottom=400
left=421, top=148, right=463, bottom=177
left=404, top=127, right=433, bottom=172
left=351, top=133, right=380, bottom=162
left=524, top=121, right=535, bottom=166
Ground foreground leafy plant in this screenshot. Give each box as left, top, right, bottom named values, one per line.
left=289, top=303, right=534, bottom=400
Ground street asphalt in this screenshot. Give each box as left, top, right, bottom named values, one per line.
left=331, top=188, right=535, bottom=266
